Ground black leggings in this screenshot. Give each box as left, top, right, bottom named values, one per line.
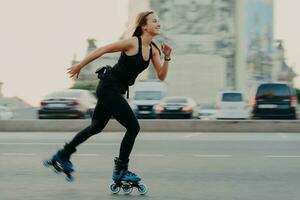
left=65, top=80, right=139, bottom=163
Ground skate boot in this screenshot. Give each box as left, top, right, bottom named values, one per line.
left=43, top=143, right=76, bottom=182
left=110, top=157, right=148, bottom=195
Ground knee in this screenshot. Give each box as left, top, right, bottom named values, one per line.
left=128, top=122, right=140, bottom=135
left=90, top=120, right=105, bottom=134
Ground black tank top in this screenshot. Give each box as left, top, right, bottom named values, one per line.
left=112, top=36, right=152, bottom=95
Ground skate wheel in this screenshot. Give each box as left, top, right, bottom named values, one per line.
left=110, top=183, right=120, bottom=194
left=122, top=185, right=133, bottom=194
left=43, top=160, right=51, bottom=167
left=65, top=174, right=74, bottom=182
left=137, top=183, right=148, bottom=195
left=53, top=168, right=61, bottom=174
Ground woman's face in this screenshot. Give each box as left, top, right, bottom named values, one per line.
left=143, top=13, right=161, bottom=36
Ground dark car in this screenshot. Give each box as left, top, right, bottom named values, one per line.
left=154, top=96, right=198, bottom=119
left=38, top=89, right=97, bottom=119
left=251, top=83, right=298, bottom=119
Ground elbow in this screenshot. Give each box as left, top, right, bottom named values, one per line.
left=158, top=74, right=165, bottom=81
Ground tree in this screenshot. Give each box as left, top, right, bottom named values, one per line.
left=70, top=82, right=97, bottom=92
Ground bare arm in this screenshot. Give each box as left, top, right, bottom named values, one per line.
left=78, top=38, right=134, bottom=68
left=67, top=38, right=135, bottom=78
left=151, top=44, right=172, bottom=81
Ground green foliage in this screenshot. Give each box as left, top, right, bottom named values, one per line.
left=70, top=82, right=97, bottom=91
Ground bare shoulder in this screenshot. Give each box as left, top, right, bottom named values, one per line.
left=122, top=37, right=139, bottom=49
left=125, top=37, right=138, bottom=45
left=121, top=37, right=139, bottom=54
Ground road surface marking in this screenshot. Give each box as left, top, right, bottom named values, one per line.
left=184, top=133, right=203, bottom=138
left=264, top=155, right=300, bottom=158
left=132, top=154, right=165, bottom=157
left=277, top=133, right=288, bottom=139
left=193, top=154, right=233, bottom=158
left=0, top=142, right=118, bottom=146
left=1, top=153, right=35, bottom=156
left=73, top=154, right=99, bottom=157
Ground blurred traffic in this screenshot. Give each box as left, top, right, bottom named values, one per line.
left=154, top=96, right=198, bottom=119
left=38, top=89, right=97, bottom=119
left=1, top=81, right=299, bottom=120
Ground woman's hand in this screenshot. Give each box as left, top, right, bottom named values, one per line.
left=67, top=64, right=82, bottom=79
left=161, top=43, right=172, bottom=58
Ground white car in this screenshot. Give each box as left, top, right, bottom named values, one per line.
left=0, top=105, right=13, bottom=120
left=215, top=91, right=250, bottom=119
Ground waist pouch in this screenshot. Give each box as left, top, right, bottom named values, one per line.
left=95, top=65, right=112, bottom=80
left=95, top=65, right=129, bottom=98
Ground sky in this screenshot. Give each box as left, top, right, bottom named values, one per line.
left=274, top=0, right=300, bottom=78
left=0, top=0, right=128, bottom=106
left=0, top=0, right=299, bottom=106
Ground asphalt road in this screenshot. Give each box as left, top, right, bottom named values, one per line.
left=1, top=131, right=300, bottom=200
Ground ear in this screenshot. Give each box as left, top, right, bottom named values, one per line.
left=142, top=24, right=148, bottom=32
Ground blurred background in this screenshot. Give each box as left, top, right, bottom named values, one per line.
left=0, top=0, right=299, bottom=120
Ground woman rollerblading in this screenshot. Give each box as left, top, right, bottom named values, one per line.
left=44, top=10, right=172, bottom=194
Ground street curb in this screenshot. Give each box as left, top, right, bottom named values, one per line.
left=0, top=120, right=300, bottom=132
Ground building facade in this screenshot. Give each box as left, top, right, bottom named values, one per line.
left=272, top=40, right=297, bottom=83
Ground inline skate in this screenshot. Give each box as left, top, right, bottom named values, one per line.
left=110, top=157, right=148, bottom=195
left=43, top=146, right=76, bottom=182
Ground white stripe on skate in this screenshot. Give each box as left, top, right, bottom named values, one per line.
left=2, top=153, right=35, bottom=156
left=0, top=142, right=118, bottom=146
left=193, top=154, right=233, bottom=158
left=131, top=154, right=164, bottom=157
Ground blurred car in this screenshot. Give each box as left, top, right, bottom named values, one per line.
left=251, top=83, right=298, bottom=119
left=132, top=90, right=166, bottom=118
left=0, top=105, right=13, bottom=120
left=215, top=91, right=249, bottom=119
left=198, top=103, right=217, bottom=120
left=131, top=81, right=167, bottom=119
left=38, top=89, right=97, bottom=119
left=154, top=96, right=198, bottom=119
